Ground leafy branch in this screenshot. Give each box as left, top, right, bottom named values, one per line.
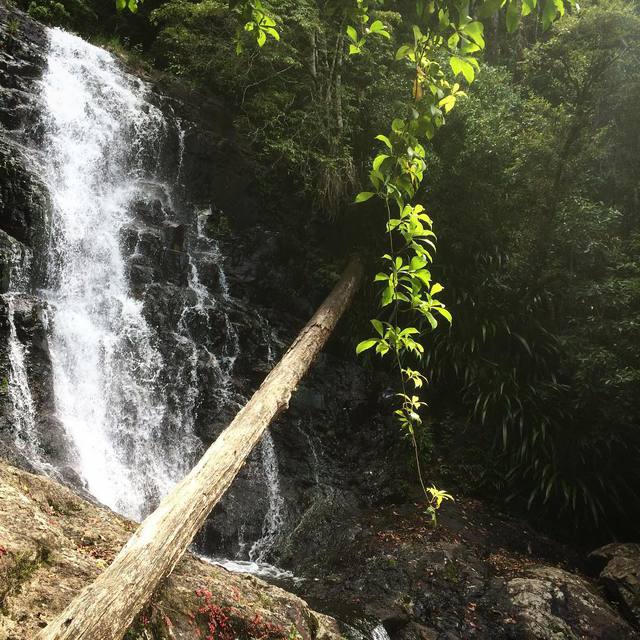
left=351, top=0, right=574, bottom=512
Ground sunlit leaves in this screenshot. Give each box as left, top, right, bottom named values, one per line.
left=450, top=55, right=476, bottom=83
left=355, top=191, right=375, bottom=203
left=369, top=19, right=391, bottom=39
left=231, top=0, right=279, bottom=53
left=424, top=485, right=454, bottom=524
left=346, top=0, right=570, bottom=517
left=375, top=134, right=392, bottom=150
left=461, top=21, right=485, bottom=49
left=542, top=0, right=566, bottom=29
left=116, top=0, right=141, bottom=13
left=426, top=485, right=454, bottom=508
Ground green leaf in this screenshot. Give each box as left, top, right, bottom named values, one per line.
left=540, top=0, right=564, bottom=27
left=431, top=282, right=444, bottom=295
left=449, top=56, right=475, bottom=83
left=477, top=0, right=503, bottom=18
left=356, top=339, right=377, bottom=354
left=373, top=154, right=389, bottom=171
left=369, top=20, right=391, bottom=39
left=506, top=0, right=521, bottom=32
left=435, top=307, right=453, bottom=323
left=392, top=118, right=405, bottom=133
left=376, top=342, right=390, bottom=356
left=438, top=94, right=456, bottom=113
left=257, top=29, right=267, bottom=46
left=463, top=21, right=485, bottom=48
left=375, top=134, right=392, bottom=150
left=395, top=45, right=413, bottom=60
left=355, top=191, right=375, bottom=203
left=541, top=0, right=557, bottom=29
left=381, top=285, right=394, bottom=307
left=410, top=256, right=427, bottom=270
left=346, top=25, right=358, bottom=43
left=349, top=44, right=361, bottom=55
left=371, top=319, right=384, bottom=336
left=425, top=312, right=438, bottom=329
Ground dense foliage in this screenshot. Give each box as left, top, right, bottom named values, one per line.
left=428, top=2, right=640, bottom=538
left=15, top=0, right=640, bottom=540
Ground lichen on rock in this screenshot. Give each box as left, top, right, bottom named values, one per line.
left=0, top=461, right=342, bottom=640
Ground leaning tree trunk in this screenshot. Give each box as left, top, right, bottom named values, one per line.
left=37, top=257, right=364, bottom=640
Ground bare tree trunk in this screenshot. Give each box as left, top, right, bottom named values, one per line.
left=36, top=257, right=364, bottom=640
left=335, top=34, right=344, bottom=132
left=310, top=30, right=318, bottom=79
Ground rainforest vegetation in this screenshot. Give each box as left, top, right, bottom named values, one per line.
left=15, top=0, right=640, bottom=542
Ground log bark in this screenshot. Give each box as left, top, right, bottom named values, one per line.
left=36, top=256, right=364, bottom=640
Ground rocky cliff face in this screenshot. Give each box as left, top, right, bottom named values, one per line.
left=0, top=3, right=61, bottom=476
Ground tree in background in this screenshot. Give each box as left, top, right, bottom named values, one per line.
left=427, top=0, right=640, bottom=538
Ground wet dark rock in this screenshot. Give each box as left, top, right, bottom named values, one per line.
left=0, top=3, right=47, bottom=134
left=393, top=622, right=437, bottom=640
left=0, top=230, right=24, bottom=294
left=198, top=258, right=223, bottom=292
left=35, top=413, right=76, bottom=464
left=131, top=197, right=166, bottom=225
left=161, top=249, right=189, bottom=286
left=128, top=261, right=157, bottom=287
left=277, top=498, right=637, bottom=640
left=0, top=137, right=49, bottom=252
left=162, top=221, right=186, bottom=252
left=0, top=294, right=76, bottom=472
left=589, top=543, right=640, bottom=627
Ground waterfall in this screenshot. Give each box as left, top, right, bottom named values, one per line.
left=249, top=430, right=286, bottom=562
left=37, top=28, right=191, bottom=519
left=193, top=209, right=240, bottom=387
left=2, top=294, right=48, bottom=472
left=2, top=224, right=52, bottom=472
left=370, top=624, right=391, bottom=640
left=344, top=621, right=392, bottom=640
left=2, top=24, right=290, bottom=572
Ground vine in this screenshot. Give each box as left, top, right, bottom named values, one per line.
left=349, top=0, right=572, bottom=513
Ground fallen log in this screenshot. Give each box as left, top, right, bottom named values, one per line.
left=37, top=256, right=364, bottom=640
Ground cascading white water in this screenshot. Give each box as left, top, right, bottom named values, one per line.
left=249, top=429, right=286, bottom=562
left=1, top=230, right=53, bottom=472
left=192, top=209, right=240, bottom=387
left=370, top=624, right=391, bottom=640
left=6, top=25, right=291, bottom=569
left=38, top=28, right=192, bottom=519
left=3, top=295, right=42, bottom=468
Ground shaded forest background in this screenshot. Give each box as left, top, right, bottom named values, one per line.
left=12, top=0, right=640, bottom=542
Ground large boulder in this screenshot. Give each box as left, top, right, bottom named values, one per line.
left=589, top=543, right=640, bottom=628
left=0, top=460, right=343, bottom=640
left=505, top=565, right=635, bottom=640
